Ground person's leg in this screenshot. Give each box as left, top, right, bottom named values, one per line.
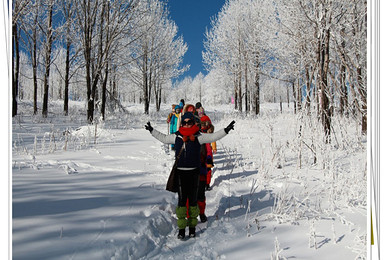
left=176, top=170, right=188, bottom=238
left=206, top=168, right=212, bottom=190
left=185, top=168, right=200, bottom=237
left=197, top=179, right=207, bottom=222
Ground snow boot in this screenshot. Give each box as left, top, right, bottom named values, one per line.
left=200, top=214, right=207, bottom=223
left=177, top=229, right=185, bottom=239
left=189, top=227, right=196, bottom=238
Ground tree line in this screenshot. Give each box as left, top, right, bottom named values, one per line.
left=13, top=0, right=367, bottom=141
left=12, top=0, right=188, bottom=122
left=203, top=0, right=367, bottom=140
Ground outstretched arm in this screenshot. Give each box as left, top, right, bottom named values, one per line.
left=151, top=129, right=176, bottom=144
left=198, top=129, right=227, bottom=144
left=145, top=122, right=175, bottom=144
left=198, top=121, right=235, bottom=144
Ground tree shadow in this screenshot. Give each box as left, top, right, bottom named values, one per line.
left=317, top=237, right=331, bottom=249
left=211, top=168, right=258, bottom=190
left=212, top=189, right=275, bottom=221
left=210, top=150, right=258, bottom=189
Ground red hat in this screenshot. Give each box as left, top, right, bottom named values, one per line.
left=200, top=115, right=211, bottom=124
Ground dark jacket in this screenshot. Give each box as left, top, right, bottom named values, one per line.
left=174, top=132, right=201, bottom=168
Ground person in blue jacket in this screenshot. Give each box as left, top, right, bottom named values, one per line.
left=168, top=105, right=181, bottom=150
left=169, top=105, right=181, bottom=134
left=145, top=113, right=235, bottom=239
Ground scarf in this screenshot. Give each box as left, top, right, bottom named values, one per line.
left=178, top=125, right=200, bottom=142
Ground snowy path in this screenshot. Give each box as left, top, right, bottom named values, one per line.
left=13, top=125, right=174, bottom=259
left=12, top=105, right=367, bottom=259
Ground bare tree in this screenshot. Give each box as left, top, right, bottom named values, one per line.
left=73, top=0, right=100, bottom=123
left=18, top=0, right=42, bottom=115
left=41, top=0, right=56, bottom=117
left=12, top=0, right=30, bottom=116
left=60, top=0, right=77, bottom=116
left=74, top=0, right=138, bottom=122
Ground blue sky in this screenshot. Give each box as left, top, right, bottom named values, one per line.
left=167, top=0, right=226, bottom=80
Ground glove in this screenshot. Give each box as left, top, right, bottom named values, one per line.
left=207, top=157, right=214, bottom=168
left=145, top=122, right=153, bottom=133
left=224, top=120, right=235, bottom=134
left=207, top=156, right=213, bottom=165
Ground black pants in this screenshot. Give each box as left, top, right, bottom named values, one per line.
left=177, top=168, right=200, bottom=207
left=197, top=180, right=206, bottom=202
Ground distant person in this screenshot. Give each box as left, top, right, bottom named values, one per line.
left=183, top=103, right=195, bottom=114
left=195, top=102, right=205, bottom=118
left=180, top=104, right=200, bottom=129
left=167, top=104, right=177, bottom=126
left=145, top=114, right=235, bottom=239
left=179, top=99, right=185, bottom=109
left=169, top=105, right=181, bottom=150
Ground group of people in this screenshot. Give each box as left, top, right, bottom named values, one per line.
left=166, top=100, right=215, bottom=190
left=145, top=99, right=235, bottom=240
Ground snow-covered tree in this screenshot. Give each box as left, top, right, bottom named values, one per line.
left=275, top=0, right=367, bottom=139
left=203, top=0, right=275, bottom=114
left=126, top=0, right=188, bottom=114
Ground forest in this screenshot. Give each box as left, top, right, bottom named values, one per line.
left=11, top=1, right=369, bottom=258
left=12, top=0, right=367, bottom=141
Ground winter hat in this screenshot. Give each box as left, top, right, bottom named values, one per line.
left=181, top=112, right=195, bottom=122
left=200, top=115, right=211, bottom=124
left=195, top=102, right=202, bottom=109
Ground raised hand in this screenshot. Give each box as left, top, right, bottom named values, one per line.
left=145, top=122, right=153, bottom=133
left=224, top=120, right=235, bottom=134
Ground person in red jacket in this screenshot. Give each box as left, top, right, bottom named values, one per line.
left=200, top=115, right=216, bottom=190
left=196, top=115, right=215, bottom=222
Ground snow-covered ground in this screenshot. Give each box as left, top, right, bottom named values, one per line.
left=12, top=101, right=367, bottom=259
